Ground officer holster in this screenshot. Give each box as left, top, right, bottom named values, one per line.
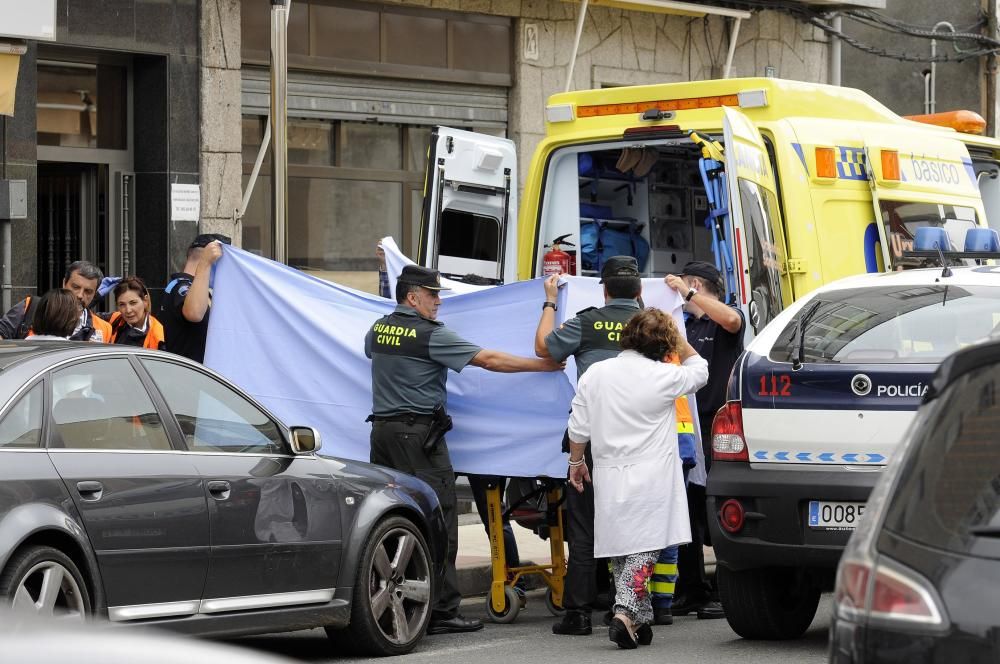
left=423, top=405, right=453, bottom=453
left=366, top=406, right=452, bottom=454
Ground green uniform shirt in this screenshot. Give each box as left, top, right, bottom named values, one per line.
left=544, top=298, right=640, bottom=380
left=365, top=304, right=482, bottom=416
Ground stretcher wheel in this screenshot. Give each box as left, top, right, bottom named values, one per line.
left=485, top=586, right=521, bottom=624
left=545, top=589, right=565, bottom=617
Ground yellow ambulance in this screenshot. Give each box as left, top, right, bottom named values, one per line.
left=418, top=77, right=1000, bottom=334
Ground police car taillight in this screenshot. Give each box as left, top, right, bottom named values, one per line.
left=711, top=401, right=748, bottom=462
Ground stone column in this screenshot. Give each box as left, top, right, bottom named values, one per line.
left=200, top=0, right=243, bottom=244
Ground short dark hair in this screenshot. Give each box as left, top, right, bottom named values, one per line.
left=113, top=276, right=150, bottom=302
left=32, top=288, right=79, bottom=338
left=696, top=276, right=721, bottom=298
left=63, top=260, right=103, bottom=284
left=395, top=280, right=422, bottom=304
left=621, top=308, right=683, bottom=362
left=604, top=275, right=641, bottom=299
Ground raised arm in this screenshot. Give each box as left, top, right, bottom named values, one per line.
left=534, top=275, right=561, bottom=357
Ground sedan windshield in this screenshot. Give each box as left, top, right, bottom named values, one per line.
left=769, top=285, right=1000, bottom=364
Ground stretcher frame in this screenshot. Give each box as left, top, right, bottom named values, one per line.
left=484, top=479, right=567, bottom=623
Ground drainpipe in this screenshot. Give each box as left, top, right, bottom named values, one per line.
left=829, top=14, right=841, bottom=86
left=929, top=21, right=956, bottom=114
left=270, top=0, right=289, bottom=264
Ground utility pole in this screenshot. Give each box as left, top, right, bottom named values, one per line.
left=270, top=0, right=289, bottom=263
left=986, top=0, right=999, bottom=137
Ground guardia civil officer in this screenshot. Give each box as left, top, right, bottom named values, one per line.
left=160, top=233, right=229, bottom=363
left=534, top=255, right=642, bottom=636
left=366, top=264, right=563, bottom=635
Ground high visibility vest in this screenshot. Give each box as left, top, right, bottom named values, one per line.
left=19, top=296, right=113, bottom=343
left=109, top=312, right=166, bottom=350
left=670, top=354, right=698, bottom=467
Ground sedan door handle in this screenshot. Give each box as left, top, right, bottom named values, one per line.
left=207, top=480, right=231, bottom=500
left=76, top=481, right=104, bottom=501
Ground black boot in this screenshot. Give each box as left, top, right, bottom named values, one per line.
left=653, top=606, right=673, bottom=625
left=552, top=611, right=592, bottom=636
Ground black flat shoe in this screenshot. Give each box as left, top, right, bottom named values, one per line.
left=427, top=615, right=484, bottom=634
left=636, top=623, right=652, bottom=646
left=608, top=617, right=638, bottom=650
left=653, top=606, right=673, bottom=625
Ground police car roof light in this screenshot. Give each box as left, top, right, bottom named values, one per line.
left=913, top=227, right=951, bottom=252
left=964, top=227, right=1000, bottom=253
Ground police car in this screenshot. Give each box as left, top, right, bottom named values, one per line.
left=706, top=227, right=1000, bottom=641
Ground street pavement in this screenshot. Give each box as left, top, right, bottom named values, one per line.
left=233, top=589, right=833, bottom=663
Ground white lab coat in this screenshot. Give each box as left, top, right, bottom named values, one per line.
left=568, top=350, right=709, bottom=558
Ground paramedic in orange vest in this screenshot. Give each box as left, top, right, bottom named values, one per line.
left=104, top=276, right=166, bottom=349
left=0, top=260, right=112, bottom=342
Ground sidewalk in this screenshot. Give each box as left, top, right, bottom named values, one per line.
left=454, top=511, right=717, bottom=597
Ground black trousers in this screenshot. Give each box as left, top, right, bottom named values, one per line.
left=562, top=442, right=611, bottom=614
left=370, top=419, right=461, bottom=620
left=467, top=475, right=521, bottom=568
left=676, top=412, right=716, bottom=602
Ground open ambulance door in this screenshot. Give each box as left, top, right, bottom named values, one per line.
left=859, top=125, right=986, bottom=272
left=418, top=127, right=518, bottom=284
left=722, top=107, right=791, bottom=337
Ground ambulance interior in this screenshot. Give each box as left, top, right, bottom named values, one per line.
left=537, top=140, right=719, bottom=279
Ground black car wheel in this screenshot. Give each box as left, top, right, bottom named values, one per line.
left=0, top=545, right=91, bottom=620
left=718, top=565, right=819, bottom=640
left=327, top=516, right=433, bottom=656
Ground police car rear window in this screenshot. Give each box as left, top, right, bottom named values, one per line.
left=882, top=362, right=1000, bottom=559
left=768, top=285, right=1000, bottom=365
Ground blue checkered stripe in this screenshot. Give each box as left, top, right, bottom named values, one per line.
left=752, top=450, right=886, bottom=463
left=836, top=147, right=867, bottom=180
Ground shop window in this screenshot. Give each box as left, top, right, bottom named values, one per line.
left=289, top=119, right=334, bottom=166
left=288, top=178, right=402, bottom=270
left=37, top=62, right=127, bottom=150
left=340, top=122, right=401, bottom=170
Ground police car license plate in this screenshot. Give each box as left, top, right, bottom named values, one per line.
left=807, top=501, right=866, bottom=530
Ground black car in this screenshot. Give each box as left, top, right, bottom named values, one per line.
left=0, top=341, right=447, bottom=657
left=830, top=336, right=1000, bottom=663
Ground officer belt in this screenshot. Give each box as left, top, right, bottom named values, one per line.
left=368, top=412, right=435, bottom=425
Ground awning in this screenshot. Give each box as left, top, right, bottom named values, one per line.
left=0, top=53, right=20, bottom=116
left=560, top=0, right=752, bottom=91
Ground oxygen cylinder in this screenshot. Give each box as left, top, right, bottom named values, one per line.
left=543, top=235, right=574, bottom=275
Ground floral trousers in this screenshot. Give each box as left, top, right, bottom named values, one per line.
left=610, top=550, right=659, bottom=625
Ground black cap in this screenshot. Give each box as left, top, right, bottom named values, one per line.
left=680, top=261, right=724, bottom=291
left=398, top=265, right=450, bottom=291
left=189, top=233, right=232, bottom=249
left=599, top=255, right=640, bottom=283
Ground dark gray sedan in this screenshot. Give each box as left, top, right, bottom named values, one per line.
left=0, top=341, right=447, bottom=657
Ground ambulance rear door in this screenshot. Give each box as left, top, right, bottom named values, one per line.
left=722, top=107, right=791, bottom=337
left=418, top=127, right=518, bottom=284
left=860, top=124, right=986, bottom=270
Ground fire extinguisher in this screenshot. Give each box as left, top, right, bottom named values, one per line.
left=543, top=235, right=575, bottom=276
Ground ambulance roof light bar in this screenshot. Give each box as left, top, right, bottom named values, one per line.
left=572, top=89, right=768, bottom=120
left=903, top=110, right=987, bottom=135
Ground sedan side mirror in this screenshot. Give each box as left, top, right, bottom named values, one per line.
left=289, top=426, right=322, bottom=454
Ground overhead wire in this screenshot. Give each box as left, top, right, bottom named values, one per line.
left=707, top=0, right=1000, bottom=63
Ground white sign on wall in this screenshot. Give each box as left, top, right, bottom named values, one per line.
left=171, top=184, right=201, bottom=222
left=0, top=1, right=57, bottom=41
left=523, top=23, right=539, bottom=62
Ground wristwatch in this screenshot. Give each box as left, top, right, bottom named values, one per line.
left=685, top=288, right=698, bottom=302
left=543, top=301, right=558, bottom=311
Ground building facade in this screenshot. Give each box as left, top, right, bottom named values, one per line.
left=3, top=0, right=888, bottom=304
left=237, top=0, right=835, bottom=292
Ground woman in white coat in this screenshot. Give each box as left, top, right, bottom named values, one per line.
left=567, top=307, right=709, bottom=649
